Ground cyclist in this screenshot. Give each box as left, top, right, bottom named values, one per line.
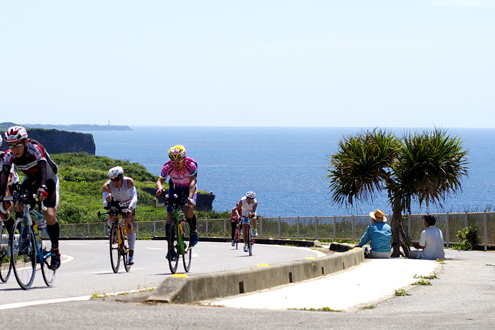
left=102, top=166, right=137, bottom=264
left=230, top=201, right=241, bottom=246
left=156, top=145, right=199, bottom=259
left=0, top=134, right=19, bottom=244
left=236, top=191, right=258, bottom=252
left=0, top=126, right=61, bottom=270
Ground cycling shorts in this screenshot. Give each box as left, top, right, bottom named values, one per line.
left=21, top=176, right=59, bottom=209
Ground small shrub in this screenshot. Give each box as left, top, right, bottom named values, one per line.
left=413, top=280, right=431, bottom=286
left=395, top=289, right=409, bottom=296
left=456, top=226, right=479, bottom=250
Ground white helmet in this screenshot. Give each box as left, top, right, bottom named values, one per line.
left=108, top=166, right=124, bottom=179
left=246, top=191, right=256, bottom=198
left=0, top=134, right=2, bottom=145
left=5, top=126, right=28, bottom=143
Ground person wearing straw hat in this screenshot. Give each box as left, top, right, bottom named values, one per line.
left=355, top=209, right=392, bottom=258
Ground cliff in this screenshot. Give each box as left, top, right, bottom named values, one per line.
left=1, top=128, right=96, bottom=155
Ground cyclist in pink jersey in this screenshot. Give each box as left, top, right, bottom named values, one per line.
left=156, top=145, right=199, bottom=251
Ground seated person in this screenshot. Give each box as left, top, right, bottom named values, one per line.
left=409, top=215, right=445, bottom=260
left=355, top=209, right=392, bottom=258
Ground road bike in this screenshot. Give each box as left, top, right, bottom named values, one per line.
left=156, top=194, right=192, bottom=274
left=4, top=183, right=56, bottom=289
left=233, top=219, right=241, bottom=250
left=241, top=215, right=255, bottom=256
left=98, top=199, right=131, bottom=273
left=0, top=218, right=12, bottom=282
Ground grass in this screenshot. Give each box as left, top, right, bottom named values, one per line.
left=47, top=152, right=230, bottom=224
left=289, top=307, right=342, bottom=312
left=362, top=305, right=375, bottom=309
left=413, top=280, right=432, bottom=286
left=394, top=289, right=410, bottom=296
left=414, top=273, right=437, bottom=280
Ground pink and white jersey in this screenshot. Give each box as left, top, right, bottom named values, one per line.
left=159, top=157, right=198, bottom=191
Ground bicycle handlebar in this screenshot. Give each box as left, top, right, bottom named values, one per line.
left=2, top=183, right=47, bottom=212
left=97, top=198, right=128, bottom=218
left=155, top=194, right=188, bottom=209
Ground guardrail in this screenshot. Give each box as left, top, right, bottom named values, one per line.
left=59, top=212, right=495, bottom=250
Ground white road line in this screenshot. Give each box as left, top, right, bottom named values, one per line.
left=0, top=296, right=92, bottom=310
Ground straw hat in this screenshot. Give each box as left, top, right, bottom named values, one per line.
left=369, top=209, right=387, bottom=222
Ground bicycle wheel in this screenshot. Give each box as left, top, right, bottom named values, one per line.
left=181, top=220, right=192, bottom=272
left=40, top=226, right=55, bottom=286
left=121, top=226, right=131, bottom=272
left=248, top=226, right=253, bottom=256
left=0, top=224, right=12, bottom=282
left=109, top=223, right=120, bottom=273
left=234, top=224, right=240, bottom=250
left=167, top=221, right=179, bottom=274
left=11, top=218, right=36, bottom=290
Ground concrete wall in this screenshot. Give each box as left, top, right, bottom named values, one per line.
left=147, top=245, right=364, bottom=304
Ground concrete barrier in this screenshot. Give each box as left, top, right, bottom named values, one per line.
left=147, top=244, right=364, bottom=304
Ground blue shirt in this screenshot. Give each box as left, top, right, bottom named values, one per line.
left=358, top=221, right=392, bottom=253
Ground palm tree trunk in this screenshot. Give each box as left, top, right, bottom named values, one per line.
left=391, top=203, right=402, bottom=257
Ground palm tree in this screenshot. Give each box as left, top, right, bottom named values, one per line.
left=327, top=128, right=468, bottom=256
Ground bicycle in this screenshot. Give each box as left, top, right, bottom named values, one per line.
left=233, top=219, right=242, bottom=250
left=155, top=194, right=192, bottom=274
left=241, top=215, right=255, bottom=256
left=3, top=184, right=55, bottom=289
left=0, top=218, right=12, bottom=282
left=97, top=199, right=131, bottom=273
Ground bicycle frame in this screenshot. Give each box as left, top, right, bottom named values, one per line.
left=98, top=201, right=131, bottom=273
left=156, top=195, right=192, bottom=273
left=5, top=187, right=55, bottom=289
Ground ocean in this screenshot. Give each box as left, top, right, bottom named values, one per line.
left=89, top=126, right=495, bottom=217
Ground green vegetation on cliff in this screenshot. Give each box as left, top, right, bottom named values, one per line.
left=52, top=152, right=228, bottom=224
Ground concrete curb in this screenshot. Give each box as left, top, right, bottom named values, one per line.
left=147, top=243, right=364, bottom=304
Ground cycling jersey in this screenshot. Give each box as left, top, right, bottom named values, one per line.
left=159, top=157, right=198, bottom=192
left=240, top=196, right=257, bottom=215
left=0, top=139, right=58, bottom=196
left=103, top=178, right=138, bottom=209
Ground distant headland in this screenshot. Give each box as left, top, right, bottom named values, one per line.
left=0, top=122, right=132, bottom=132
left=25, top=123, right=133, bottom=132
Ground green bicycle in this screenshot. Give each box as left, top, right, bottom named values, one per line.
left=156, top=195, right=192, bottom=274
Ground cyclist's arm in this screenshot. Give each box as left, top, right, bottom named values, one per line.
left=127, top=178, right=138, bottom=209
left=0, top=164, right=11, bottom=199
left=102, top=182, right=112, bottom=208
left=236, top=201, right=242, bottom=215
left=251, top=202, right=258, bottom=216
left=188, top=175, right=197, bottom=200
left=156, top=177, right=166, bottom=195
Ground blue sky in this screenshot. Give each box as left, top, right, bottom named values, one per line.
left=1, top=1, right=494, bottom=127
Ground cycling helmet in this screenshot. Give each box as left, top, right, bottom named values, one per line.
left=0, top=134, right=2, bottom=146
left=108, top=166, right=124, bottom=179
left=246, top=191, right=256, bottom=198
left=169, top=145, right=186, bottom=161
left=4, top=126, right=28, bottom=143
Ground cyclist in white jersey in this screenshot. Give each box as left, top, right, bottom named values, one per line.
left=236, top=191, right=258, bottom=252
left=102, top=166, right=138, bottom=264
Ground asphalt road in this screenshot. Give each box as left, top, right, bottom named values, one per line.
left=0, top=239, right=321, bottom=306
left=1, top=245, right=495, bottom=329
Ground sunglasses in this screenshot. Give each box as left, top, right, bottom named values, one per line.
left=111, top=176, right=122, bottom=182
left=8, top=142, right=24, bottom=150
left=171, top=160, right=184, bottom=164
